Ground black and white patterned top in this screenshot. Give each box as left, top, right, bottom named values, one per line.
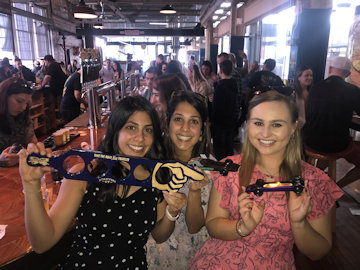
left=59, top=184, right=159, bottom=269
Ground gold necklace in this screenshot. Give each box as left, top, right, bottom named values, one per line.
left=260, top=165, right=279, bottom=179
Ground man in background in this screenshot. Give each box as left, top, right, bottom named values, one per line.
left=303, top=56, right=360, bottom=188
left=99, top=59, right=114, bottom=83
left=13, top=57, right=35, bottom=82
left=140, top=67, right=157, bottom=101
left=211, top=59, right=238, bottom=160
left=60, top=69, right=87, bottom=123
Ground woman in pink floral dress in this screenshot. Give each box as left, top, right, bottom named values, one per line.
left=190, top=90, right=343, bottom=270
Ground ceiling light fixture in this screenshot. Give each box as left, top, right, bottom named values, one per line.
left=160, top=5, right=176, bottom=14
left=237, top=2, right=244, bottom=8
left=215, top=9, right=224, bottom=15
left=74, top=0, right=98, bottom=19
left=93, top=23, right=103, bottom=29
left=220, top=2, right=231, bottom=8
left=149, top=22, right=169, bottom=25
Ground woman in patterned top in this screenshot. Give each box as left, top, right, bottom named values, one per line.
left=147, top=91, right=212, bottom=269
left=0, top=77, right=37, bottom=167
left=19, top=95, right=186, bottom=269
left=190, top=90, right=343, bottom=270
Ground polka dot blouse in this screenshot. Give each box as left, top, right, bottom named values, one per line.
left=58, top=185, right=159, bottom=269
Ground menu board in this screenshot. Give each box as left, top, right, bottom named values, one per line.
left=80, top=48, right=102, bottom=84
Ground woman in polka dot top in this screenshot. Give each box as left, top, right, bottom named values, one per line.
left=147, top=91, right=212, bottom=269
left=19, top=95, right=187, bottom=269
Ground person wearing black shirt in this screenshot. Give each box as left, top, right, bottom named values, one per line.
left=303, top=56, right=360, bottom=188
left=247, top=58, right=284, bottom=90
left=34, top=54, right=67, bottom=97
left=60, top=70, right=87, bottom=123
left=211, top=60, right=238, bottom=160
left=13, top=58, right=35, bottom=83
left=33, top=54, right=68, bottom=129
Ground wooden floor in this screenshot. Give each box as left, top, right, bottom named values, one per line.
left=294, top=191, right=360, bottom=270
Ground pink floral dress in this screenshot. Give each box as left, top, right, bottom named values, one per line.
left=189, top=154, right=343, bottom=270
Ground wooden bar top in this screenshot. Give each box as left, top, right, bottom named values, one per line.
left=0, top=125, right=107, bottom=267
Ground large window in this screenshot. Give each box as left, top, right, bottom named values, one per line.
left=13, top=3, right=34, bottom=63
left=244, top=6, right=295, bottom=80
left=328, top=0, right=360, bottom=58
left=0, top=13, right=14, bottom=60
left=261, top=6, right=295, bottom=80
left=13, top=3, right=50, bottom=67
left=33, top=6, right=50, bottom=58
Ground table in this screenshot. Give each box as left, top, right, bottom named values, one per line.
left=0, top=126, right=106, bottom=268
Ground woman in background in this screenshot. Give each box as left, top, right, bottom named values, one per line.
left=150, top=74, right=189, bottom=132
left=187, top=65, right=213, bottom=101
left=147, top=91, right=212, bottom=269
left=201, top=60, right=216, bottom=93
left=165, top=60, right=192, bottom=91
left=112, top=60, right=124, bottom=81
left=190, top=90, right=343, bottom=269
left=0, top=78, right=37, bottom=167
left=293, top=66, right=313, bottom=128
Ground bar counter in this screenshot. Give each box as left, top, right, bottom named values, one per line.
left=0, top=124, right=107, bottom=269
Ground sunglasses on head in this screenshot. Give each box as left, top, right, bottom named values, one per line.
left=170, top=90, right=207, bottom=104
left=8, top=80, right=34, bottom=94
left=252, top=85, right=294, bottom=97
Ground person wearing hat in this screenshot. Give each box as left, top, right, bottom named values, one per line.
left=0, top=58, right=12, bottom=83
left=33, top=54, right=68, bottom=129
left=34, top=55, right=67, bottom=95
left=303, top=56, right=360, bottom=188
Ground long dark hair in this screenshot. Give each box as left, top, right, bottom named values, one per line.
left=152, top=73, right=189, bottom=132
left=153, top=73, right=188, bottom=105
left=113, top=60, right=122, bottom=72
left=293, top=66, right=312, bottom=98
left=0, top=77, right=32, bottom=134
left=91, top=95, right=165, bottom=202
left=164, top=91, right=210, bottom=160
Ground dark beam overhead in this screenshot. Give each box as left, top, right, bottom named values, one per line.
left=76, top=27, right=205, bottom=37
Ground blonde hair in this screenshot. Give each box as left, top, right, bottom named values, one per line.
left=239, top=90, right=302, bottom=192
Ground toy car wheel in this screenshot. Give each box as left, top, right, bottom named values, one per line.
left=292, top=176, right=304, bottom=195
left=253, top=179, right=265, bottom=196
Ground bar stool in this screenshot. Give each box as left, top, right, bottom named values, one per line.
left=304, top=145, right=338, bottom=232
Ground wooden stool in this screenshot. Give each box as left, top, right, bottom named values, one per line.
left=304, top=146, right=338, bottom=232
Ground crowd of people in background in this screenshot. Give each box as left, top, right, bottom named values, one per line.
left=1, top=49, right=359, bottom=269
